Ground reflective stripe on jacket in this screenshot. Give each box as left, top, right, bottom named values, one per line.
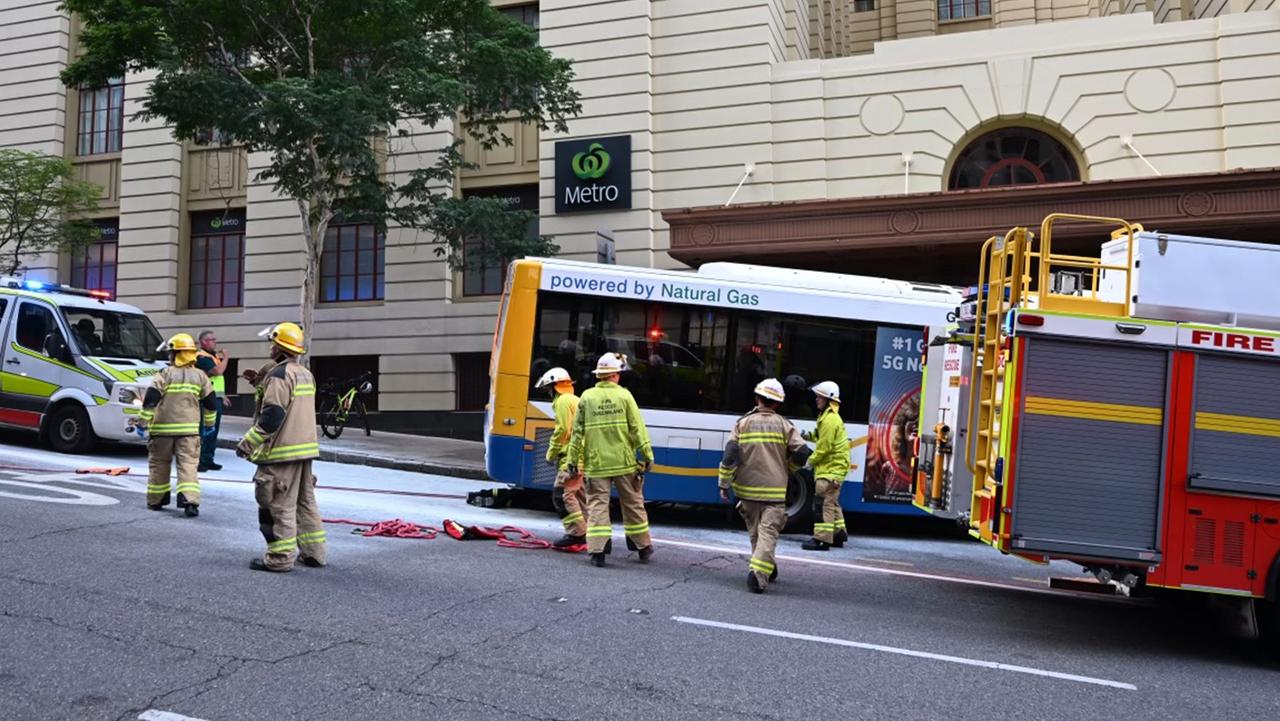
left=718, top=407, right=806, bottom=502
left=547, top=391, right=581, bottom=470
left=565, top=381, right=653, bottom=478
left=810, top=405, right=850, bottom=481
left=141, top=365, right=215, bottom=436
left=240, top=359, right=319, bottom=464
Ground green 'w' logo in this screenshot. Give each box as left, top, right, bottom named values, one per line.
left=572, top=143, right=611, bottom=180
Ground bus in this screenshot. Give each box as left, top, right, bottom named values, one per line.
left=485, top=258, right=961, bottom=522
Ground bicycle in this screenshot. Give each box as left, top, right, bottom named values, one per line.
left=318, top=372, right=374, bottom=439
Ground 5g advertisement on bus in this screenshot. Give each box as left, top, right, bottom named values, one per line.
left=864, top=326, right=924, bottom=504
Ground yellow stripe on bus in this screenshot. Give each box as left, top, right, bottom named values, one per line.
left=1196, top=411, right=1280, bottom=439
left=1024, top=396, right=1162, bottom=426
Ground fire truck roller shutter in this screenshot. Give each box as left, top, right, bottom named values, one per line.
left=1188, top=353, right=1280, bottom=499
left=1011, top=337, right=1168, bottom=561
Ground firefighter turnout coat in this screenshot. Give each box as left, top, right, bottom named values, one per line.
left=237, top=360, right=319, bottom=464
left=565, top=381, right=654, bottom=477
left=718, top=406, right=809, bottom=502
left=140, top=366, right=217, bottom=437
left=809, top=405, right=850, bottom=482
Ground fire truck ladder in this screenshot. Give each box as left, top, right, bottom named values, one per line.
left=964, top=214, right=1142, bottom=544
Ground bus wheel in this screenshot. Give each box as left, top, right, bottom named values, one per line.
left=46, top=404, right=95, bottom=454
left=784, top=469, right=814, bottom=532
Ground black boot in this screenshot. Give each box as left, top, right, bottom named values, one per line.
left=801, top=538, right=831, bottom=551
left=769, top=566, right=778, bottom=583
left=207, top=462, right=222, bottom=471
left=833, top=530, right=848, bottom=548
left=249, top=558, right=291, bottom=573
left=553, top=534, right=586, bottom=548
left=625, top=537, right=638, bottom=552
left=747, top=573, right=764, bottom=594
left=603, top=538, right=613, bottom=555
left=637, top=545, right=653, bottom=564
left=184, top=503, right=199, bottom=518
left=147, top=492, right=170, bottom=511
left=299, top=556, right=326, bottom=568
left=589, top=553, right=607, bottom=568
left=176, top=492, right=190, bottom=509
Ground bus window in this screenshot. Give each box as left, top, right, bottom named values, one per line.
left=599, top=299, right=729, bottom=412
left=775, top=319, right=876, bottom=423
left=530, top=293, right=597, bottom=392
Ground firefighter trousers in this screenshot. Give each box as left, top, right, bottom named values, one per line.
left=254, top=460, right=327, bottom=571
left=147, top=435, right=201, bottom=507
left=812, top=478, right=846, bottom=544
left=553, top=468, right=588, bottom=537
left=739, top=500, right=788, bottom=589
left=584, top=473, right=650, bottom=554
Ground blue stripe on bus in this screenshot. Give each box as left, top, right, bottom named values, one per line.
left=487, top=436, right=925, bottom=515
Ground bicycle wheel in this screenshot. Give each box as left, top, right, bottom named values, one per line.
left=354, top=398, right=371, bottom=437
left=318, top=396, right=345, bottom=439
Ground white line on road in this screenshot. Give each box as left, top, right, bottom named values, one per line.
left=139, top=710, right=213, bottom=721
left=672, top=616, right=1138, bottom=691
left=653, top=537, right=1068, bottom=597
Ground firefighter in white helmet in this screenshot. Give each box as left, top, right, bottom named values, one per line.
left=565, top=352, right=655, bottom=567
left=537, top=367, right=588, bottom=549
left=802, top=381, right=850, bottom=551
left=718, top=378, right=810, bottom=593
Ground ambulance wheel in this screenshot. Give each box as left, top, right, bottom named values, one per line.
left=784, top=469, right=814, bottom=532
left=46, top=403, right=95, bottom=454
left=1257, top=599, right=1280, bottom=661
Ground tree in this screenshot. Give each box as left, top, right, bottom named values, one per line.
left=62, top=0, right=580, bottom=336
left=0, top=149, right=102, bottom=276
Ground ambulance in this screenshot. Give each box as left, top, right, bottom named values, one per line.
left=0, top=278, right=166, bottom=452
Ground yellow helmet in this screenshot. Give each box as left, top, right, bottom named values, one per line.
left=164, top=333, right=197, bottom=352
left=260, top=322, right=305, bottom=355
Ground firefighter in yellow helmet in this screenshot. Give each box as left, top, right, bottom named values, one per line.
left=139, top=333, right=217, bottom=516
left=538, top=367, right=588, bottom=549
left=718, top=378, right=810, bottom=593
left=802, top=381, right=851, bottom=551
left=565, top=353, right=655, bottom=567
left=236, top=322, right=326, bottom=572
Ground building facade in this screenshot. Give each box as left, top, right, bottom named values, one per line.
left=1, top=0, right=1277, bottom=436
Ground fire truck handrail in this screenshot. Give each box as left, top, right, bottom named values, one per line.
left=1038, top=213, right=1143, bottom=314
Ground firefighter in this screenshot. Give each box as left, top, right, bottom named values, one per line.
left=565, top=352, right=655, bottom=568
left=802, top=381, right=850, bottom=551
left=236, top=322, right=326, bottom=573
left=718, top=378, right=810, bottom=593
left=537, top=367, right=587, bottom=548
left=139, top=333, right=217, bottom=517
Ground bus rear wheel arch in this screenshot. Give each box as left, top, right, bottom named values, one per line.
left=44, top=402, right=96, bottom=454
left=784, top=468, right=815, bottom=532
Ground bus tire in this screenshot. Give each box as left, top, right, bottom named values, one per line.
left=45, top=403, right=95, bottom=454
left=784, top=468, right=815, bottom=532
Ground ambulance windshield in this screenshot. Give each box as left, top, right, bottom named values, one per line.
left=62, top=307, right=164, bottom=362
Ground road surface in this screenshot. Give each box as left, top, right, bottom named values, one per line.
left=0, top=435, right=1276, bottom=721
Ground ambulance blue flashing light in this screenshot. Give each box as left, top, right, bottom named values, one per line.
left=23, top=280, right=45, bottom=291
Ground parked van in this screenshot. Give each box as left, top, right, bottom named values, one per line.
left=0, top=278, right=166, bottom=452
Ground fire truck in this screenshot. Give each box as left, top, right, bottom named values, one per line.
left=913, top=213, right=1280, bottom=654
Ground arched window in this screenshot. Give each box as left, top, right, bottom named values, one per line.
left=949, top=128, right=1080, bottom=190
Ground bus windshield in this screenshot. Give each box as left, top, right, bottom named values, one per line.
left=62, top=307, right=164, bottom=362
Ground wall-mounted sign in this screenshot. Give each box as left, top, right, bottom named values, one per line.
left=191, top=209, right=246, bottom=236
left=94, top=218, right=118, bottom=241
left=554, top=135, right=631, bottom=214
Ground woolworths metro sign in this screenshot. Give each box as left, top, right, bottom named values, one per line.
left=554, top=135, right=631, bottom=214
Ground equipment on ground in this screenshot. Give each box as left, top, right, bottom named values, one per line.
left=911, top=213, right=1280, bottom=658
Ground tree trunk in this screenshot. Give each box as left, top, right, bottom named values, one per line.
left=296, top=197, right=330, bottom=362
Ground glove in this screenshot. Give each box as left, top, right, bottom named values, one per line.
left=639, top=460, right=653, bottom=474
left=566, top=464, right=578, bottom=477
left=801, top=429, right=815, bottom=442
left=719, top=487, right=731, bottom=502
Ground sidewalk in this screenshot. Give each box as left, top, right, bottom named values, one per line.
left=215, top=415, right=488, bottom=480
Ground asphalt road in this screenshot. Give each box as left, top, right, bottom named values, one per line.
left=0, top=434, right=1277, bottom=721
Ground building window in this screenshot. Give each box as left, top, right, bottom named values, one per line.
left=938, top=0, right=990, bottom=20
left=500, top=3, right=539, bottom=28
left=854, top=0, right=876, bottom=11
left=193, top=128, right=234, bottom=146
left=461, top=184, right=537, bottom=297
left=320, top=222, right=385, bottom=303
left=70, top=219, right=118, bottom=298
left=948, top=128, right=1080, bottom=190
left=454, top=352, right=492, bottom=411
left=76, top=78, right=125, bottom=156
left=189, top=210, right=246, bottom=309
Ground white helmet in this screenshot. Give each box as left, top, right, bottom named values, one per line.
left=754, top=378, right=786, bottom=403
left=811, top=381, right=840, bottom=403
left=536, top=367, right=572, bottom=389
left=593, top=352, right=627, bottom=376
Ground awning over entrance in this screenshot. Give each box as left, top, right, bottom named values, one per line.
left=662, top=168, right=1280, bottom=285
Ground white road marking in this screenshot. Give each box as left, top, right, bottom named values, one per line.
left=653, top=537, right=1068, bottom=597
left=0, top=479, right=118, bottom=505
left=672, top=616, right=1138, bottom=691
left=139, top=711, right=214, bottom=721
left=854, top=555, right=914, bottom=567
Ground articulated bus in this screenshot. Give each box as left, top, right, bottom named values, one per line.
left=485, top=258, right=961, bottom=522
